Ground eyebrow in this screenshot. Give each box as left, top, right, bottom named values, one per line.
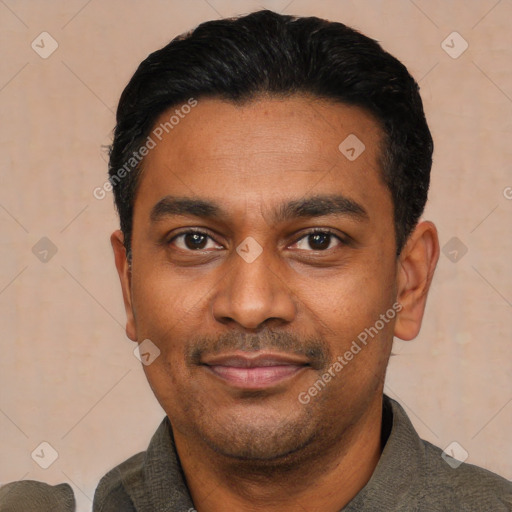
left=150, top=194, right=368, bottom=224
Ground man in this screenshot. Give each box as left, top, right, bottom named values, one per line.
left=2, top=8, right=508, bottom=512
left=97, top=8, right=511, bottom=512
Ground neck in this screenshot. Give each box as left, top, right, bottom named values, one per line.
left=172, top=394, right=385, bottom=512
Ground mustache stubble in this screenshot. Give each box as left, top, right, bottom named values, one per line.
left=186, top=328, right=332, bottom=371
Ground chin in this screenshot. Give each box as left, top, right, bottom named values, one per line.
left=194, top=406, right=319, bottom=462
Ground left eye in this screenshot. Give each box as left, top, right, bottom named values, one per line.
left=292, top=231, right=343, bottom=251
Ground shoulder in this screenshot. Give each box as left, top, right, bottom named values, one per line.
left=93, top=416, right=178, bottom=512
left=420, top=439, right=512, bottom=510
left=93, top=451, right=145, bottom=512
left=383, top=395, right=511, bottom=511
left=0, top=480, right=75, bottom=511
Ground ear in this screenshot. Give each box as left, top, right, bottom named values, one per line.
left=394, top=221, right=440, bottom=341
left=111, top=230, right=137, bottom=341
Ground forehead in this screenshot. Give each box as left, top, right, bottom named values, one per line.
left=135, top=95, right=390, bottom=223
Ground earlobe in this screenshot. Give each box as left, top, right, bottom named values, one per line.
left=111, top=230, right=138, bottom=341
left=394, top=221, right=440, bottom=341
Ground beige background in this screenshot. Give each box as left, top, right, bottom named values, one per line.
left=1, top=0, right=511, bottom=510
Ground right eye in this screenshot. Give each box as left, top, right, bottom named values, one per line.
left=168, top=229, right=224, bottom=252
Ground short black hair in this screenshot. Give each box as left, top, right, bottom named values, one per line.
left=109, top=9, right=433, bottom=257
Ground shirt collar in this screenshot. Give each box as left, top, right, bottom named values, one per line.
left=120, top=418, right=194, bottom=512
left=127, top=394, right=425, bottom=511
left=342, top=394, right=426, bottom=510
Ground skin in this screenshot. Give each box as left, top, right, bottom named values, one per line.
left=111, top=94, right=439, bottom=511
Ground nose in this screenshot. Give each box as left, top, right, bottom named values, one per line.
left=211, top=243, right=297, bottom=330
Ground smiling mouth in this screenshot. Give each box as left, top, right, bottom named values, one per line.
left=201, top=352, right=310, bottom=390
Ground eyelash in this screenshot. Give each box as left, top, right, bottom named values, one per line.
left=167, top=228, right=347, bottom=252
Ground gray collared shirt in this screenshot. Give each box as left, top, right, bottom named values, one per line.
left=3, top=395, right=509, bottom=511
left=91, top=394, right=512, bottom=511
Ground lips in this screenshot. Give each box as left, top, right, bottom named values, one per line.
left=201, top=352, right=309, bottom=390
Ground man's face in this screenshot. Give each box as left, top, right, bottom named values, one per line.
left=117, top=95, right=401, bottom=461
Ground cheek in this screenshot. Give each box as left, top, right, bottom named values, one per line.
left=130, top=264, right=203, bottom=336
left=304, top=261, right=395, bottom=319
left=140, top=357, right=192, bottom=421
left=299, top=260, right=397, bottom=355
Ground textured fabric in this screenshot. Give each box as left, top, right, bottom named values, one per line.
left=93, top=416, right=194, bottom=512
left=342, top=398, right=512, bottom=511
left=0, top=480, right=75, bottom=511
left=89, top=394, right=510, bottom=511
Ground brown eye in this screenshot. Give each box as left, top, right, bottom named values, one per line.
left=169, top=230, right=222, bottom=251
left=292, top=230, right=344, bottom=251
left=182, top=232, right=208, bottom=250
left=307, top=232, right=331, bottom=250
